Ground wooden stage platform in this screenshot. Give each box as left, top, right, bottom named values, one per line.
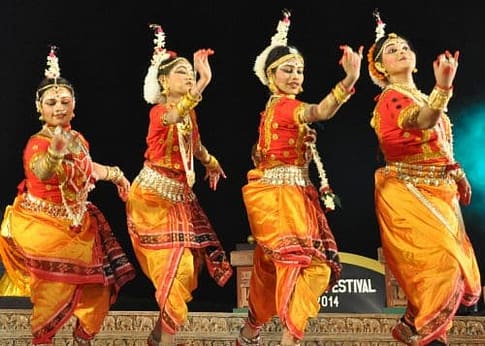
left=1, top=309, right=484, bottom=345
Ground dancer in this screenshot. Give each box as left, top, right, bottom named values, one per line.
left=0, top=46, right=136, bottom=345
left=366, top=11, right=481, bottom=345
left=238, top=10, right=363, bottom=345
left=125, top=24, right=233, bottom=345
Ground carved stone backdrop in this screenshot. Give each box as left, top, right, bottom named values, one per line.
left=1, top=309, right=484, bottom=345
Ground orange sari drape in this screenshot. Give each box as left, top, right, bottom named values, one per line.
left=0, top=197, right=135, bottom=343
left=372, top=86, right=481, bottom=344
left=0, top=128, right=135, bottom=344
left=126, top=104, right=233, bottom=335
left=242, top=96, right=341, bottom=340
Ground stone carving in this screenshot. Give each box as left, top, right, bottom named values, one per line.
left=0, top=309, right=483, bottom=344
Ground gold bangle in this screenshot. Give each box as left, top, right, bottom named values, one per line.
left=105, top=166, right=124, bottom=183
left=175, top=92, right=202, bottom=117
left=31, top=152, right=62, bottom=180
left=201, top=154, right=211, bottom=165
left=202, top=155, right=219, bottom=170
left=428, top=86, right=453, bottom=112
left=331, top=82, right=355, bottom=105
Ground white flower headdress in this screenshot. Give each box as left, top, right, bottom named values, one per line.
left=143, top=24, right=171, bottom=104
left=373, top=10, right=386, bottom=43
left=44, top=45, right=61, bottom=80
left=36, top=45, right=74, bottom=113
left=253, top=9, right=292, bottom=86
left=367, top=10, right=390, bottom=89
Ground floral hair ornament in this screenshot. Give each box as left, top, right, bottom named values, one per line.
left=36, top=45, right=73, bottom=114
left=44, top=45, right=61, bottom=80
left=253, top=9, right=292, bottom=86
left=143, top=24, right=172, bottom=104
left=367, top=9, right=390, bottom=89
left=373, top=10, right=386, bottom=43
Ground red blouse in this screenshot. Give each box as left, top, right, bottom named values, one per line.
left=257, top=96, right=309, bottom=169
left=22, top=129, right=94, bottom=205
left=144, top=103, right=201, bottom=179
left=371, top=87, right=454, bottom=165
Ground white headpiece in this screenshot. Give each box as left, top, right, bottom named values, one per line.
left=373, top=10, right=386, bottom=42
left=143, top=24, right=171, bottom=104
left=44, top=45, right=61, bottom=80
left=367, top=10, right=391, bottom=89
left=253, top=10, right=291, bottom=86
left=36, top=45, right=75, bottom=115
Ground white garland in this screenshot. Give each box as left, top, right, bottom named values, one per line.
left=304, top=125, right=336, bottom=211
left=253, top=10, right=291, bottom=86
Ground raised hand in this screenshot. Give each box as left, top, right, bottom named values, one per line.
left=433, top=50, right=459, bottom=89
left=338, top=45, right=364, bottom=86
left=49, top=125, right=78, bottom=156
left=193, top=48, right=214, bottom=85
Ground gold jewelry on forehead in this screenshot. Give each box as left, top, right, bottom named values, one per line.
left=37, top=83, right=73, bottom=96
left=41, top=86, right=72, bottom=98
left=36, top=84, right=74, bottom=102
left=266, top=53, right=304, bottom=75
left=276, top=59, right=304, bottom=70
left=375, top=33, right=405, bottom=60
left=159, top=57, right=190, bottom=71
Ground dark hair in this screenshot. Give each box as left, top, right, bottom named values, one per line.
left=158, top=56, right=179, bottom=76
left=36, top=77, right=75, bottom=99
left=372, top=34, right=414, bottom=63
left=157, top=56, right=190, bottom=76
left=264, top=45, right=302, bottom=74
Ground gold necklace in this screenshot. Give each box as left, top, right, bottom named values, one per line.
left=389, top=83, right=427, bottom=104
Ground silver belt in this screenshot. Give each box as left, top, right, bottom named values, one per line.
left=134, top=166, right=195, bottom=202
left=260, top=165, right=312, bottom=186
left=385, top=162, right=453, bottom=186
left=20, top=193, right=86, bottom=221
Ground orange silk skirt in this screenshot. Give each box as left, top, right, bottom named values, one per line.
left=242, top=170, right=340, bottom=340
left=374, top=168, right=481, bottom=344
left=126, top=176, right=233, bottom=334
left=0, top=194, right=135, bottom=343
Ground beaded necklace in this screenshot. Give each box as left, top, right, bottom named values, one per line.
left=176, top=117, right=195, bottom=187
left=43, top=125, right=94, bottom=226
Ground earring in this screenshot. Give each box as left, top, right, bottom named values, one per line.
left=160, top=77, right=170, bottom=96
left=268, top=76, right=278, bottom=94
left=35, top=101, right=44, bottom=121
left=413, top=68, right=418, bottom=73
left=375, top=62, right=388, bottom=76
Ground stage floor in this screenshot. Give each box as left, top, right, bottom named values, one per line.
left=1, top=308, right=484, bottom=345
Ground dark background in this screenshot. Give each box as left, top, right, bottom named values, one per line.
left=1, top=1, right=483, bottom=312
